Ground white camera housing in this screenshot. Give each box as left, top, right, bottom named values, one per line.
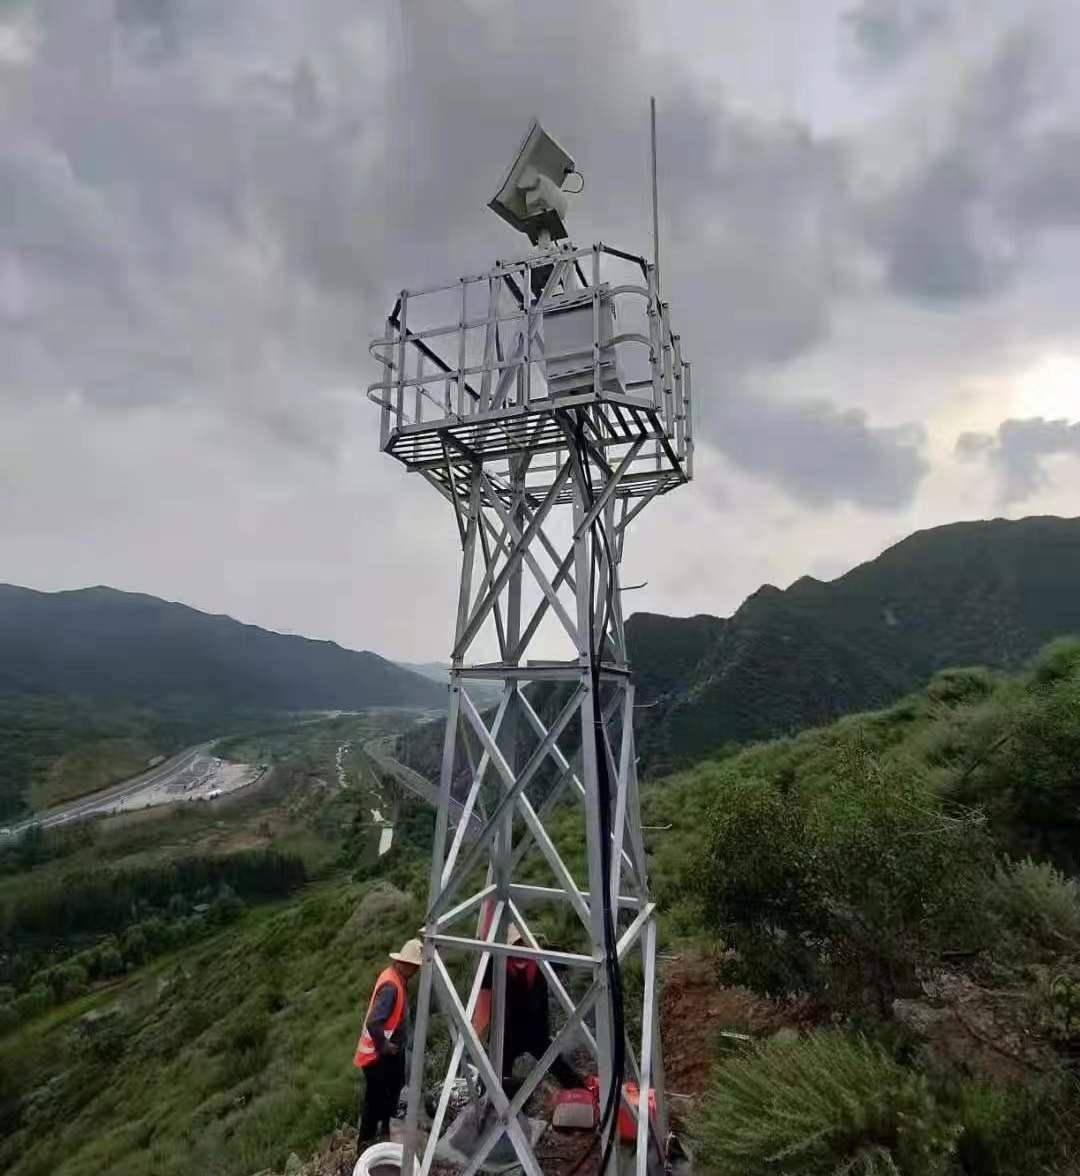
left=488, top=120, right=576, bottom=244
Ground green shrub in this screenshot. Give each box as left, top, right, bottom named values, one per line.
left=926, top=667, right=995, bottom=707
left=987, top=857, right=1080, bottom=952
left=952, top=1076, right=1080, bottom=1175
left=1004, top=683, right=1080, bottom=852
left=693, top=1030, right=959, bottom=1175
left=73, top=1009, right=129, bottom=1065
left=13, top=985, right=49, bottom=1022
left=1031, top=969, right=1080, bottom=1045
left=1029, top=636, right=1080, bottom=686
left=208, top=884, right=245, bottom=926
left=122, top=926, right=148, bottom=965
left=950, top=656, right=1080, bottom=865
left=702, top=744, right=992, bottom=1011
left=214, top=1009, right=272, bottom=1089
left=47, top=962, right=88, bottom=1002
left=96, top=944, right=124, bottom=978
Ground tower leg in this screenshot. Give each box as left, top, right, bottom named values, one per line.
left=399, top=411, right=666, bottom=1176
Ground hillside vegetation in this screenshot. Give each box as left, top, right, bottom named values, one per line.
left=3, top=642, right=1080, bottom=1174
left=643, top=637, right=1080, bottom=1174
left=0, top=584, right=446, bottom=817
left=0, top=710, right=438, bottom=1176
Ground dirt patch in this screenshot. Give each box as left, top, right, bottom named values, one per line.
left=659, top=949, right=821, bottom=1104
left=535, top=1126, right=602, bottom=1176
left=261, top=1127, right=360, bottom=1176
left=894, top=968, right=1061, bottom=1084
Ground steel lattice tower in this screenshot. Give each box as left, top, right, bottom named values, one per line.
left=369, top=228, right=693, bottom=1176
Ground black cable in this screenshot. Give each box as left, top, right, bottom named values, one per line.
left=587, top=424, right=626, bottom=1176
left=564, top=409, right=626, bottom=1176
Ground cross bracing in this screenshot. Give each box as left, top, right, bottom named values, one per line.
left=368, top=240, right=692, bottom=1176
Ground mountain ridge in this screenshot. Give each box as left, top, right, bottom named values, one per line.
left=629, top=514, right=1080, bottom=771
left=0, top=582, right=444, bottom=710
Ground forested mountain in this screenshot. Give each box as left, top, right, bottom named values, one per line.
left=0, top=585, right=445, bottom=816
left=0, top=585, right=444, bottom=711
left=632, top=515, right=1080, bottom=771
left=401, top=515, right=1080, bottom=782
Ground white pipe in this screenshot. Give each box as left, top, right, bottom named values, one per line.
left=650, top=97, right=660, bottom=296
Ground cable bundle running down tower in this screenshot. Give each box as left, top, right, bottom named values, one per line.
left=367, top=119, right=693, bottom=1176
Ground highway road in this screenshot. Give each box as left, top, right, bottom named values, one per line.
left=3, top=719, right=446, bottom=842
left=363, top=734, right=482, bottom=839
left=5, top=741, right=216, bottom=837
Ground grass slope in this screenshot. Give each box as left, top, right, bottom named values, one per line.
left=1, top=880, right=422, bottom=1176
left=0, top=710, right=436, bottom=1176
left=642, top=643, right=1080, bottom=1174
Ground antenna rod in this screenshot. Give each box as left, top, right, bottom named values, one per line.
left=650, top=96, right=660, bottom=294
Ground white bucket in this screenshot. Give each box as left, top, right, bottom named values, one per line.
left=353, top=1141, right=416, bottom=1176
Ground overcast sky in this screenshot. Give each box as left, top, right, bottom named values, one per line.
left=3, top=0, right=1080, bottom=661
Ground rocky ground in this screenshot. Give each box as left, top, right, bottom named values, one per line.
left=259, top=947, right=1056, bottom=1176
left=258, top=949, right=791, bottom=1176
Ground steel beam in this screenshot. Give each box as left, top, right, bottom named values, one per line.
left=380, top=242, right=686, bottom=1176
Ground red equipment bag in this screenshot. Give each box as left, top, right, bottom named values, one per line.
left=617, top=1082, right=657, bottom=1142
left=551, top=1087, right=598, bottom=1130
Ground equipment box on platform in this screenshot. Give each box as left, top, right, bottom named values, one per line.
left=541, top=285, right=622, bottom=397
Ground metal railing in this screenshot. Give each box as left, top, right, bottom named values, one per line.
left=366, top=242, right=693, bottom=489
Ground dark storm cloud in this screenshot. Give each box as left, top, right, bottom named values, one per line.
left=866, top=154, right=1018, bottom=300
left=0, top=0, right=919, bottom=511
left=114, top=0, right=180, bottom=57
left=859, top=28, right=1038, bottom=301
left=1007, top=130, right=1080, bottom=230
left=6, top=1, right=1077, bottom=514
left=669, top=116, right=851, bottom=368
left=0, top=140, right=128, bottom=289
left=1, top=0, right=384, bottom=450
left=113, top=0, right=232, bottom=60
left=718, top=394, right=929, bottom=510
left=957, top=418, right=1080, bottom=502
left=844, top=0, right=949, bottom=68
left=857, top=24, right=1080, bottom=304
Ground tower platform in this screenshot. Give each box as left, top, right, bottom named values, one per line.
left=368, top=241, right=692, bottom=507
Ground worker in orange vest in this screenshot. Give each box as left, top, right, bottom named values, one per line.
left=354, top=938, right=423, bottom=1145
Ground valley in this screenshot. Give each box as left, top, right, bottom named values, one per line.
left=0, top=584, right=446, bottom=820
left=5, top=640, right=1080, bottom=1176
left=4, top=518, right=1080, bottom=1176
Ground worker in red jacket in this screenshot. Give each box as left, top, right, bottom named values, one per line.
left=473, top=925, right=585, bottom=1093
left=354, top=938, right=423, bottom=1145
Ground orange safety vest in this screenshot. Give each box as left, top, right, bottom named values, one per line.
left=354, top=966, right=407, bottom=1069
